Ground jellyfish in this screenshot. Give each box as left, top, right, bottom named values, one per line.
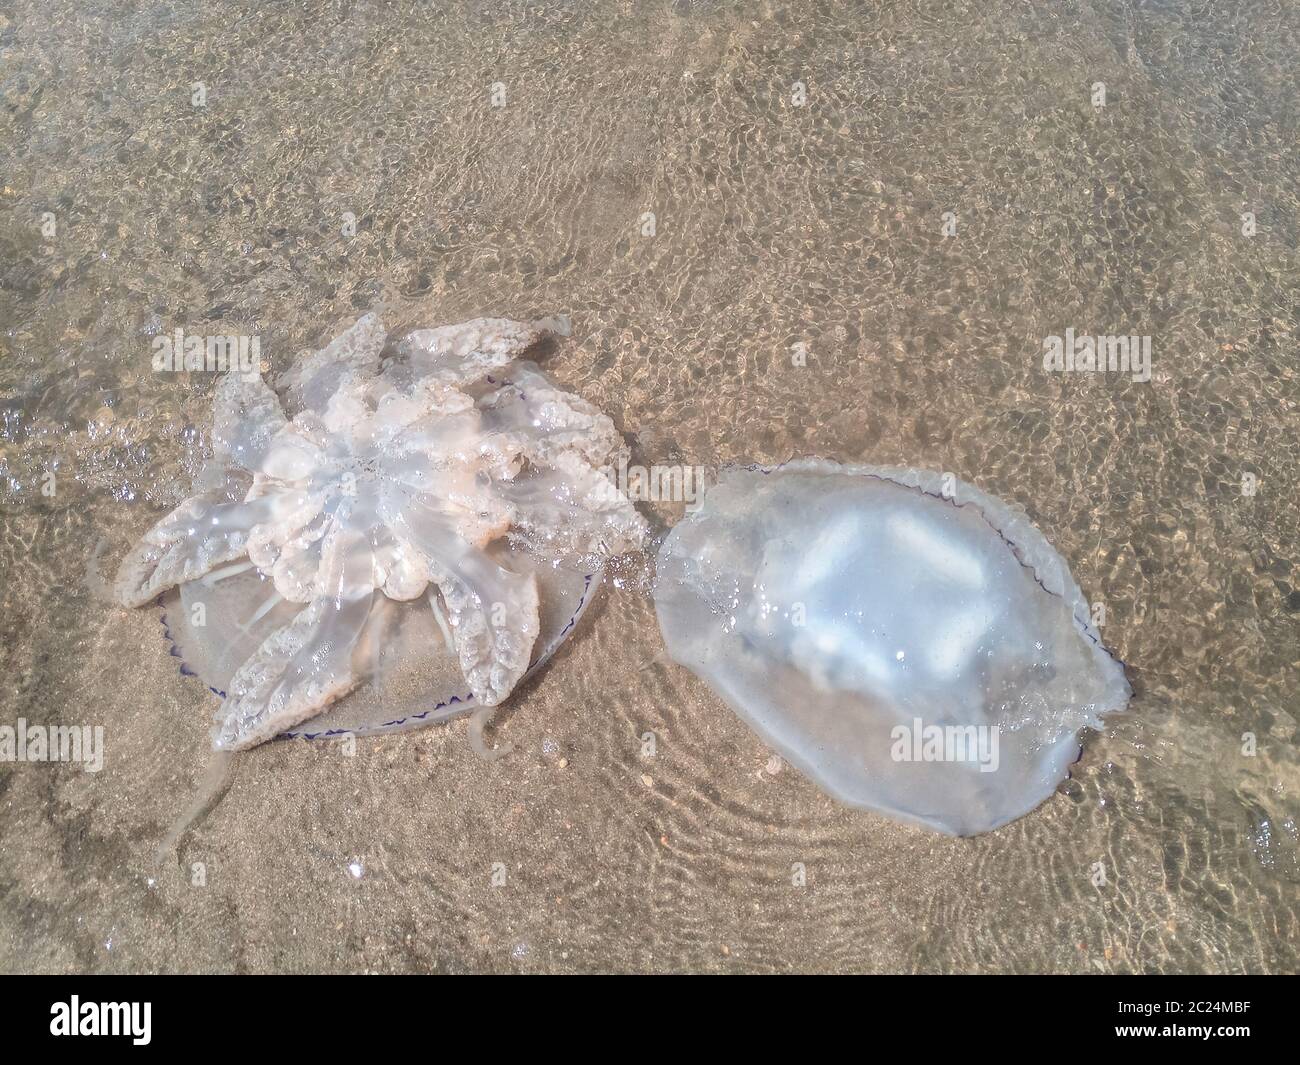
left=653, top=460, right=1131, bottom=835
left=115, top=313, right=646, bottom=752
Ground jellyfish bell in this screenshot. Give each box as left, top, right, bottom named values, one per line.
left=653, top=460, right=1132, bottom=836
left=162, top=537, right=602, bottom=743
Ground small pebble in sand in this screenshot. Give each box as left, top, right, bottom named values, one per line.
left=640, top=774, right=653, bottom=788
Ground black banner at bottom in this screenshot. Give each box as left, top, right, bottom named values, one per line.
left=0, top=974, right=1287, bottom=1052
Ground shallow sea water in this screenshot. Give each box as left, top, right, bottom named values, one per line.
left=1, top=0, right=1297, bottom=972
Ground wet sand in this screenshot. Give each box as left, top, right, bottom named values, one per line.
left=0, top=0, right=1297, bottom=972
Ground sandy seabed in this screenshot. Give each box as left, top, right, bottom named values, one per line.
left=0, top=0, right=1297, bottom=973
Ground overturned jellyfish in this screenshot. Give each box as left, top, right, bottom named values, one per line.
left=115, top=313, right=646, bottom=754
left=653, top=460, right=1131, bottom=835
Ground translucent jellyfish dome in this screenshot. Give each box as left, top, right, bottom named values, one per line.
left=653, top=461, right=1131, bottom=835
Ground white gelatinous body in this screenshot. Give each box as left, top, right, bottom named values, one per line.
left=654, top=461, right=1131, bottom=835
left=116, top=313, right=645, bottom=750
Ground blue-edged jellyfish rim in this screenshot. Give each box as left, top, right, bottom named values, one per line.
left=157, top=568, right=603, bottom=743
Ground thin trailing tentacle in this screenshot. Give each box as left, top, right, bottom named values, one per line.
left=202, top=560, right=255, bottom=586
left=428, top=588, right=454, bottom=650
left=155, top=750, right=236, bottom=862
left=468, top=703, right=513, bottom=761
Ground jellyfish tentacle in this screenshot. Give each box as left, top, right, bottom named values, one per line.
left=201, top=560, right=256, bottom=587
left=397, top=316, right=571, bottom=387
left=384, top=497, right=539, bottom=706
left=428, top=588, right=454, bottom=650
left=114, top=493, right=281, bottom=607
left=212, top=370, right=287, bottom=472
left=214, top=527, right=377, bottom=751
left=474, top=362, right=646, bottom=554
left=497, top=465, right=646, bottom=558
left=477, top=362, right=623, bottom=469
left=468, top=703, right=513, bottom=761
left=280, top=312, right=387, bottom=415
